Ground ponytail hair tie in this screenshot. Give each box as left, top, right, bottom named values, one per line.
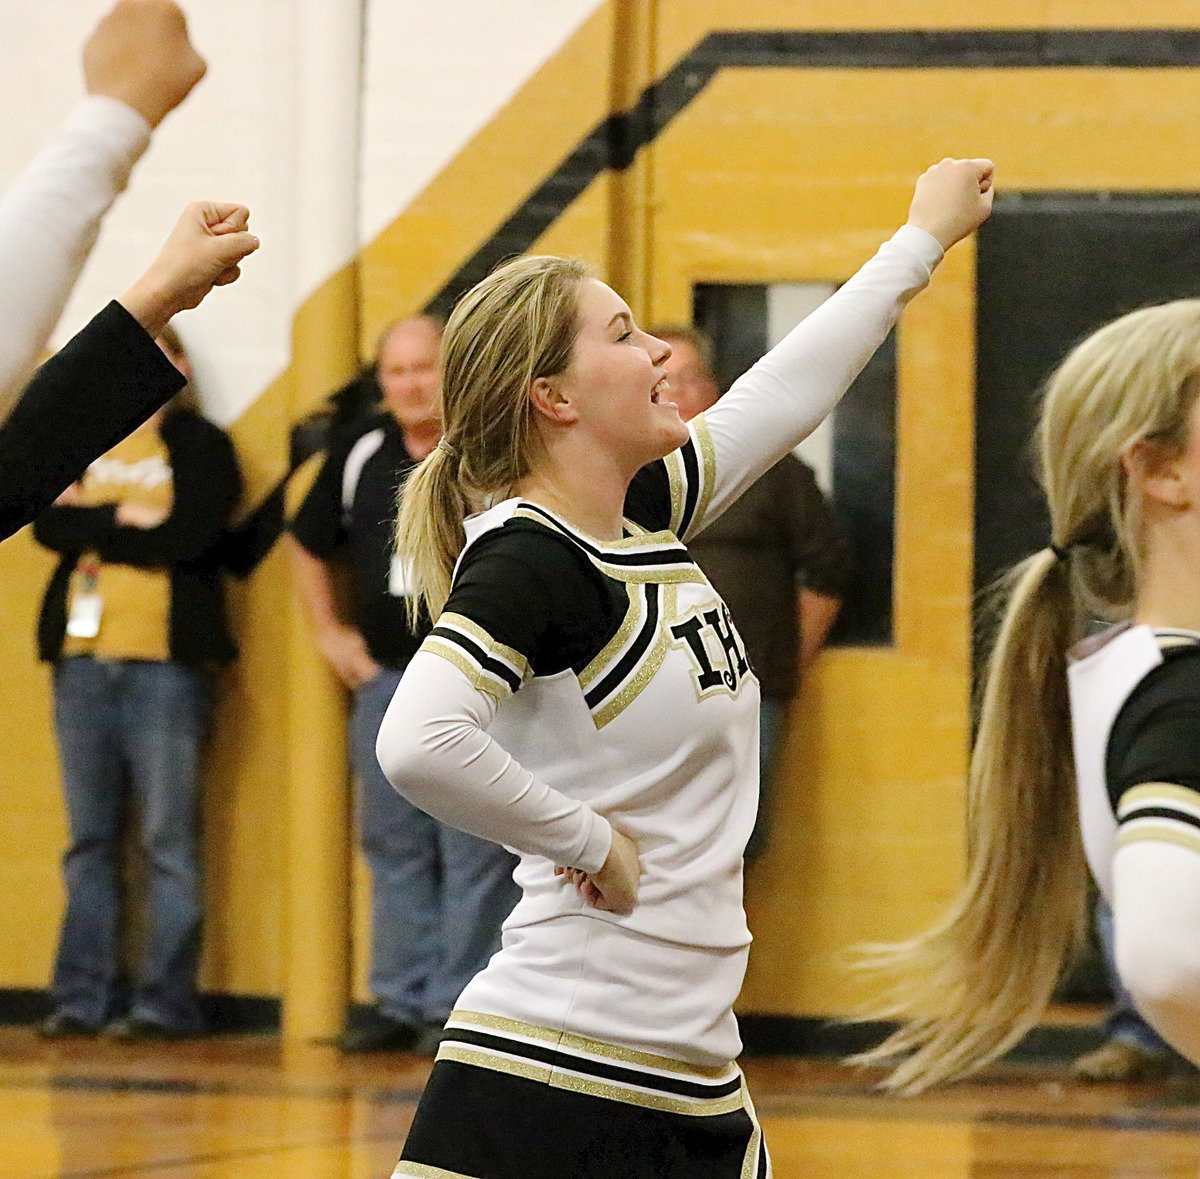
left=437, top=438, right=459, bottom=461
left=1049, top=542, right=1070, bottom=563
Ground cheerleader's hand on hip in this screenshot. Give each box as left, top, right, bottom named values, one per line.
left=906, top=157, right=995, bottom=251
left=556, top=829, right=640, bottom=915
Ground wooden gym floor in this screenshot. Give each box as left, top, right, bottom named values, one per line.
left=3, top=1024, right=1200, bottom=1177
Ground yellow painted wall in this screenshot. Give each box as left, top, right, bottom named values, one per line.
left=5, top=0, right=1200, bottom=1034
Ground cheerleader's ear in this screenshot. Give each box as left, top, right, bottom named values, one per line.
left=1122, top=436, right=1190, bottom=511
left=528, top=375, right=580, bottom=426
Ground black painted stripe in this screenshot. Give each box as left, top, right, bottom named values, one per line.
left=430, top=625, right=523, bottom=693
left=584, top=582, right=660, bottom=709
left=1119, top=804, right=1200, bottom=833
left=519, top=502, right=691, bottom=567
left=235, top=27, right=1200, bottom=567
left=442, top=1027, right=742, bottom=1100
left=425, top=28, right=1200, bottom=317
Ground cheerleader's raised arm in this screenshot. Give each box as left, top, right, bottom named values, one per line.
left=653, top=158, right=994, bottom=543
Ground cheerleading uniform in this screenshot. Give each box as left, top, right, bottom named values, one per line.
left=378, top=225, right=944, bottom=1178
left=1069, top=622, right=1200, bottom=1067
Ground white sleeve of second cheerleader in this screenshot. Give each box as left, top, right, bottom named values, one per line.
left=0, top=97, right=151, bottom=418
left=1113, top=838, right=1200, bottom=1068
left=690, top=224, right=943, bottom=534
left=376, top=648, right=614, bottom=873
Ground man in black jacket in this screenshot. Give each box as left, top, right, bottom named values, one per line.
left=0, top=200, right=259, bottom=543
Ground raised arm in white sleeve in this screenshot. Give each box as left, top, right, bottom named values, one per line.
left=377, top=649, right=614, bottom=873
left=1113, top=837, right=1200, bottom=1066
left=0, top=97, right=151, bottom=418
left=682, top=225, right=943, bottom=538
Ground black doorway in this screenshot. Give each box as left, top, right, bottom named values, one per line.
left=974, top=193, right=1200, bottom=608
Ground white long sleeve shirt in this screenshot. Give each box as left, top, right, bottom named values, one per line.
left=376, top=225, right=943, bottom=929
left=0, top=97, right=151, bottom=418
left=1069, top=624, right=1200, bottom=1066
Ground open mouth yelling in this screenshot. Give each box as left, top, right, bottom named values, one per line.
left=650, top=376, right=672, bottom=405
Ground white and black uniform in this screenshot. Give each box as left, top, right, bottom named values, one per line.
left=1068, top=622, right=1200, bottom=1064
left=379, top=225, right=943, bottom=1179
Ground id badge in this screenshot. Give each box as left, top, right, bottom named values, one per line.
left=388, top=553, right=414, bottom=597
left=66, top=592, right=103, bottom=639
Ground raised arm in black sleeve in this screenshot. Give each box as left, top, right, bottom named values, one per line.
left=0, top=301, right=185, bottom=542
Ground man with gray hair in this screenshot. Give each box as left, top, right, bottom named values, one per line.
left=290, top=317, right=518, bottom=1052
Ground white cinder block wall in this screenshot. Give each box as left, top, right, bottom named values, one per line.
left=0, top=0, right=604, bottom=430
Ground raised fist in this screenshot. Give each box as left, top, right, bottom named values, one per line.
left=120, top=203, right=260, bottom=336
left=83, top=1, right=206, bottom=128
left=906, top=158, right=995, bottom=251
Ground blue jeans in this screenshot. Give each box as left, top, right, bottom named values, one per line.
left=51, top=656, right=211, bottom=1030
left=1096, top=895, right=1181, bottom=1059
left=352, top=668, right=520, bottom=1025
left=744, top=697, right=786, bottom=864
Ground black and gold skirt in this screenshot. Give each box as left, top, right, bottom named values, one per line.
left=392, top=1010, right=770, bottom=1178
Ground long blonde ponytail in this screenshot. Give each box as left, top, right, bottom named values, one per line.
left=855, top=299, right=1200, bottom=1092
left=395, top=255, right=592, bottom=625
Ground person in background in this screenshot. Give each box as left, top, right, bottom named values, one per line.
left=32, top=327, right=242, bottom=1039
left=652, top=325, right=852, bottom=862
left=0, top=0, right=206, bottom=419
left=290, top=317, right=519, bottom=1054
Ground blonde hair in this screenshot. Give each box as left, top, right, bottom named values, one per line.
left=855, top=299, right=1200, bottom=1092
left=395, top=255, right=592, bottom=624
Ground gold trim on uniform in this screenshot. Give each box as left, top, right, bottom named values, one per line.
left=578, top=582, right=647, bottom=693
left=436, top=1026, right=747, bottom=1117
left=589, top=559, right=707, bottom=587
left=688, top=415, right=717, bottom=540
left=439, top=611, right=531, bottom=681
left=437, top=1044, right=747, bottom=1117
left=512, top=505, right=677, bottom=552
left=738, top=1076, right=767, bottom=1178
left=392, top=1163, right=477, bottom=1179
left=446, top=1009, right=739, bottom=1081
left=423, top=636, right=508, bottom=702
left=664, top=446, right=689, bottom=536
left=1117, top=782, right=1200, bottom=819
left=1117, top=820, right=1200, bottom=855
left=592, top=588, right=678, bottom=730
left=664, top=417, right=717, bottom=541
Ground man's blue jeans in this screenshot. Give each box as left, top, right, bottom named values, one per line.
left=352, top=667, right=520, bottom=1026
left=50, top=656, right=211, bottom=1030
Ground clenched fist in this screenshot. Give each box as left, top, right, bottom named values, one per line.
left=120, top=202, right=260, bottom=336
left=84, top=1, right=206, bottom=128
left=906, top=158, right=995, bottom=252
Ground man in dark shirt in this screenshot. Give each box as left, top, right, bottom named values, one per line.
left=289, top=317, right=518, bottom=1053
left=653, top=325, right=852, bottom=862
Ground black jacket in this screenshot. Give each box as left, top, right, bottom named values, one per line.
left=0, top=302, right=185, bottom=542
left=33, top=409, right=242, bottom=666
